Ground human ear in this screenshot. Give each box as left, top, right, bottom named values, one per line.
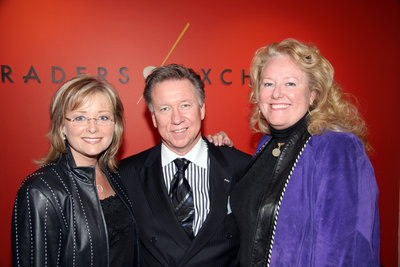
left=200, top=103, right=205, bottom=120
left=309, top=90, right=316, bottom=106
left=151, top=113, right=158, bottom=128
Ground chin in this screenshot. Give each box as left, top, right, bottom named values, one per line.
left=172, top=143, right=190, bottom=151
left=84, top=149, right=104, bottom=157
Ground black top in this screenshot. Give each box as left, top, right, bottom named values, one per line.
left=258, top=115, right=309, bottom=181
left=270, top=113, right=308, bottom=141
left=231, top=114, right=310, bottom=266
left=101, top=194, right=136, bottom=267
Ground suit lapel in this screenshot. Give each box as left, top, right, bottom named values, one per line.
left=140, top=143, right=192, bottom=249
left=181, top=139, right=232, bottom=264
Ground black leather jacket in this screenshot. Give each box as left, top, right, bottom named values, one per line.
left=11, top=150, right=139, bottom=267
left=231, top=119, right=310, bottom=267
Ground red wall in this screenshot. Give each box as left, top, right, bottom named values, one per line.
left=1, top=0, right=399, bottom=265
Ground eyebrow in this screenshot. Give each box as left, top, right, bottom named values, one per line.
left=261, top=76, right=299, bottom=79
left=68, top=110, right=112, bottom=114
left=155, top=99, right=194, bottom=106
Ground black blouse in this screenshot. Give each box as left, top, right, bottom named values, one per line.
left=100, top=194, right=136, bottom=266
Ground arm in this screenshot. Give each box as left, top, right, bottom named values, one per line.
left=12, top=184, right=64, bottom=267
left=313, top=134, right=380, bottom=266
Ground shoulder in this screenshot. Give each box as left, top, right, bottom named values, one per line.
left=208, top=141, right=251, bottom=160
left=119, top=145, right=159, bottom=169
left=17, top=163, right=58, bottom=191
left=306, top=131, right=374, bottom=183
left=308, top=131, right=365, bottom=157
left=211, top=143, right=250, bottom=156
left=311, top=131, right=361, bottom=143
left=14, top=161, right=68, bottom=204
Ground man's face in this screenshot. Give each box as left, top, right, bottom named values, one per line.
left=151, top=79, right=205, bottom=155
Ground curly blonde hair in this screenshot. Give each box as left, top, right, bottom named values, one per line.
left=249, top=38, right=370, bottom=151
left=36, top=75, right=124, bottom=171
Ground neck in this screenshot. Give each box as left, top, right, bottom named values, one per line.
left=270, top=114, right=308, bottom=140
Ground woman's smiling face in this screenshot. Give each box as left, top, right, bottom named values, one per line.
left=258, top=55, right=315, bottom=130
left=63, top=92, right=115, bottom=166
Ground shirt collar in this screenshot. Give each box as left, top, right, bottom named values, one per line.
left=161, top=137, right=208, bottom=168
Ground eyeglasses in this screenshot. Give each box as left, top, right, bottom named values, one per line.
left=65, top=115, right=115, bottom=126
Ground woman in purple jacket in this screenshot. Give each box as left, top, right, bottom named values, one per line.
left=231, top=38, right=380, bottom=266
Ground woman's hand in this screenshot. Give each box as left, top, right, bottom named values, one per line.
left=207, top=131, right=233, bottom=147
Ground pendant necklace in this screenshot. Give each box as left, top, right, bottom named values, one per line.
left=272, top=142, right=285, bottom=157
left=95, top=164, right=104, bottom=193
left=96, top=184, right=104, bottom=193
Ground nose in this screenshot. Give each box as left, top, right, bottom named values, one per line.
left=171, top=108, right=184, bottom=124
left=272, top=84, right=283, bottom=99
left=86, top=118, right=98, bottom=133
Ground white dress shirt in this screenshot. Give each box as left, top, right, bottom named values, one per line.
left=161, top=138, right=210, bottom=236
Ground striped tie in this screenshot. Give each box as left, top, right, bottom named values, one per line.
left=169, top=158, right=194, bottom=238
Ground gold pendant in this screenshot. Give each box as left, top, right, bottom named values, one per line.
left=272, top=142, right=284, bottom=157
left=272, top=148, right=281, bottom=157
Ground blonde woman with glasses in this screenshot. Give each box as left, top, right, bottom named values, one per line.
left=11, top=75, right=139, bottom=267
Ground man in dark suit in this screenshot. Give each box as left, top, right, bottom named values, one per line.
left=119, top=64, right=251, bottom=267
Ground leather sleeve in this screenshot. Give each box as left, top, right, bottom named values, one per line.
left=12, top=183, right=65, bottom=267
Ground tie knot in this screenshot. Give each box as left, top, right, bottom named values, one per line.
left=174, top=158, right=190, bottom=172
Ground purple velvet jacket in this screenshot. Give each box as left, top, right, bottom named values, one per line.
left=238, top=131, right=380, bottom=266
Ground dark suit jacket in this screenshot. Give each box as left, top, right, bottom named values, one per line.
left=118, top=137, right=251, bottom=267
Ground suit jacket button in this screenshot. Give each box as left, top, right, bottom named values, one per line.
left=150, top=237, right=157, bottom=243
left=225, top=233, right=232, bottom=239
